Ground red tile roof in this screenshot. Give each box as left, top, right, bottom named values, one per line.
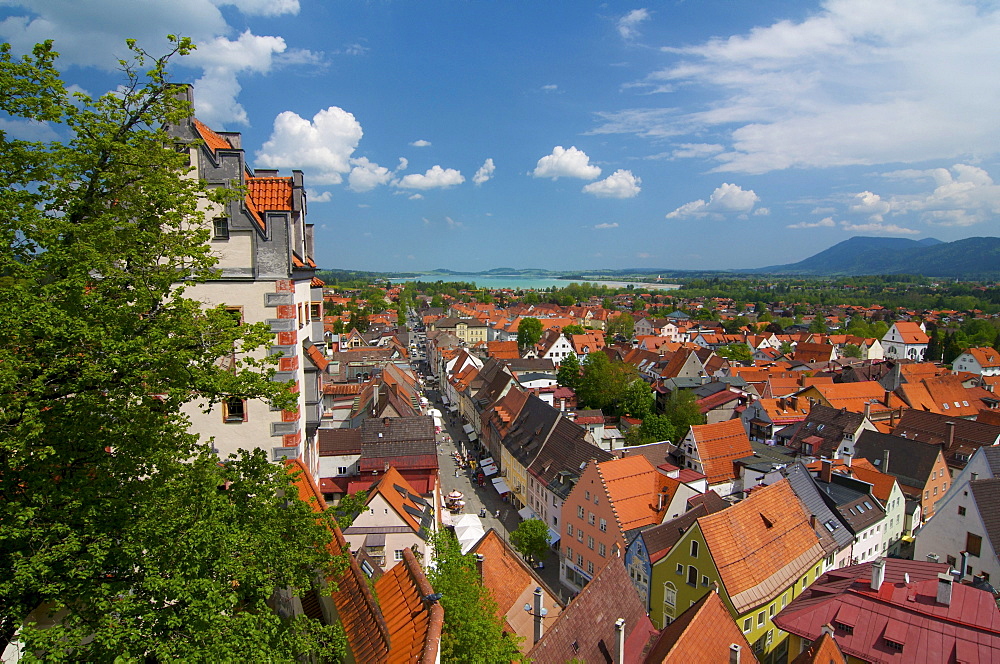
left=192, top=118, right=232, bottom=153
left=596, top=455, right=669, bottom=532
left=248, top=176, right=294, bottom=211
left=374, top=548, right=443, bottom=664
left=642, top=590, right=758, bottom=663
left=689, top=419, right=754, bottom=485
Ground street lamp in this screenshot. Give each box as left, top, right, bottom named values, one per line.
left=523, top=586, right=548, bottom=644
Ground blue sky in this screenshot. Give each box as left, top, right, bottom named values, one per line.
left=3, top=1, right=1000, bottom=272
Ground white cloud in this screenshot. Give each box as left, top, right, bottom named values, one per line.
left=542, top=84, right=558, bottom=92
left=308, top=190, right=333, bottom=203
left=532, top=146, right=601, bottom=180
left=670, top=143, right=725, bottom=160
left=593, top=0, right=1000, bottom=174
left=787, top=217, right=836, bottom=229
left=256, top=106, right=363, bottom=185
left=595, top=222, right=620, bottom=229
left=0, top=1, right=319, bottom=129
left=409, top=194, right=424, bottom=200
left=666, top=183, right=761, bottom=219
left=583, top=169, right=642, bottom=198
left=753, top=207, right=770, bottom=216
left=839, top=221, right=920, bottom=235
left=473, top=158, right=496, bottom=185
left=0, top=117, right=59, bottom=141
left=849, top=191, right=891, bottom=222
left=347, top=157, right=407, bottom=193
left=617, top=9, right=651, bottom=40
left=445, top=216, right=463, bottom=229
left=394, top=165, right=465, bottom=190
left=410, top=139, right=432, bottom=147
left=881, top=163, right=1000, bottom=226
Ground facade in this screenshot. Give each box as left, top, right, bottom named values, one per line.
left=952, top=346, right=1000, bottom=377
left=881, top=321, right=929, bottom=361
left=675, top=419, right=754, bottom=496
left=854, top=430, right=951, bottom=520
left=169, top=90, right=326, bottom=478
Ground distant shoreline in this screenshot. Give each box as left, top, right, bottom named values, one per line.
left=390, top=275, right=681, bottom=290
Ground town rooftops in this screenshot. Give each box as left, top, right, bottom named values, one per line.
left=641, top=590, right=758, bottom=664
left=853, top=430, right=943, bottom=491
left=595, top=455, right=671, bottom=532
left=318, top=427, right=363, bottom=456
left=688, top=418, right=754, bottom=485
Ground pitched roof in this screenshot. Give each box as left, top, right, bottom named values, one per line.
left=698, top=479, right=824, bottom=613
left=192, top=118, right=232, bottom=153
left=640, top=501, right=728, bottom=565
left=774, top=559, right=1000, bottom=664
left=970, top=479, right=1000, bottom=560
left=319, top=427, right=363, bottom=456
left=839, top=458, right=898, bottom=504
left=964, top=346, right=1000, bottom=368
left=528, top=557, right=657, bottom=664
left=365, top=466, right=433, bottom=533
left=689, top=419, right=754, bottom=485
left=892, top=409, right=1000, bottom=468
left=790, top=632, right=847, bottom=664
left=247, top=175, right=294, bottom=211
left=642, top=590, right=758, bottom=664
left=888, top=321, right=930, bottom=344
left=787, top=404, right=866, bottom=457
left=374, top=547, right=444, bottom=664
left=595, top=455, right=669, bottom=532
left=854, top=430, right=944, bottom=491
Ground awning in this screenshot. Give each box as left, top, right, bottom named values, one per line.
left=548, top=527, right=561, bottom=545
left=491, top=477, right=511, bottom=495
left=463, top=424, right=475, bottom=434
left=441, top=394, right=450, bottom=405
left=481, top=463, right=498, bottom=477
left=518, top=506, right=539, bottom=521
left=467, top=432, right=478, bottom=442
left=448, top=404, right=458, bottom=412
left=480, top=457, right=495, bottom=466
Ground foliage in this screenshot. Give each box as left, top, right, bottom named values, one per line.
left=625, top=389, right=706, bottom=446
left=556, top=352, right=582, bottom=391
left=606, top=312, right=635, bottom=339
left=576, top=352, right=639, bottom=414
left=809, top=316, right=829, bottom=333
left=332, top=490, right=369, bottom=530
left=517, top=317, right=544, bottom=350
left=562, top=324, right=586, bottom=336
left=842, top=343, right=862, bottom=358
left=716, top=343, right=753, bottom=365
left=427, top=531, right=523, bottom=663
left=510, top=519, right=551, bottom=564
left=620, top=380, right=655, bottom=419
left=0, top=39, right=339, bottom=659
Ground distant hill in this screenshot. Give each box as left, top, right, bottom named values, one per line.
left=755, top=236, right=1000, bottom=278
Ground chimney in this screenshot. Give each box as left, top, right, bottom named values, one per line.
left=729, top=644, right=742, bottom=664
left=864, top=402, right=872, bottom=420
left=945, top=421, right=956, bottom=450
left=810, top=514, right=818, bottom=530
left=614, top=618, right=626, bottom=664
left=884, top=390, right=893, bottom=408
left=937, top=573, right=954, bottom=606
left=791, top=396, right=799, bottom=411
left=871, top=558, right=886, bottom=591
left=882, top=450, right=890, bottom=474
left=820, top=459, right=833, bottom=484
left=960, top=550, right=969, bottom=580
left=926, top=552, right=940, bottom=564
left=533, top=586, right=544, bottom=645
left=842, top=452, right=852, bottom=467
left=475, top=553, right=485, bottom=580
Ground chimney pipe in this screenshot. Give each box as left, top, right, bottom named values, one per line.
left=475, top=554, right=485, bottom=580
left=945, top=421, right=956, bottom=450
left=926, top=552, right=940, bottom=564
left=729, top=643, right=742, bottom=664
left=842, top=452, right=852, bottom=467
left=884, top=390, right=892, bottom=408
left=960, top=550, right=969, bottom=580
left=615, top=618, right=626, bottom=664
left=810, top=514, right=817, bottom=530
left=937, top=573, right=954, bottom=606
left=864, top=402, right=872, bottom=420
left=533, top=586, right=544, bottom=644
left=871, top=558, right=886, bottom=591
left=882, top=450, right=890, bottom=474
left=820, top=459, right=833, bottom=484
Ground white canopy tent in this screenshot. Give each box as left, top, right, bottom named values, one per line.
left=491, top=477, right=511, bottom=495
left=450, top=514, right=486, bottom=554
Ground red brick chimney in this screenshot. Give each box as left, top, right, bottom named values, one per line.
left=821, top=459, right=833, bottom=484
left=945, top=421, right=956, bottom=450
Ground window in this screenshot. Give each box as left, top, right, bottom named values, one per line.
left=663, top=583, right=677, bottom=608
left=594, top=494, right=599, bottom=505
left=394, top=549, right=404, bottom=561
left=599, top=518, right=607, bottom=532
left=701, top=575, right=710, bottom=587
left=337, top=466, right=348, bottom=475
left=599, top=542, right=606, bottom=557
left=588, top=536, right=594, bottom=550
left=577, top=530, right=583, bottom=543
left=566, top=546, right=573, bottom=560
left=212, top=217, right=230, bottom=239
left=223, top=397, right=247, bottom=422
left=967, top=532, right=983, bottom=557
left=577, top=506, right=584, bottom=519
left=932, top=470, right=936, bottom=480
left=691, top=540, right=699, bottom=558
left=769, top=604, right=775, bottom=617
left=743, top=618, right=752, bottom=633
left=585, top=491, right=590, bottom=501
left=676, top=563, right=684, bottom=575
left=587, top=561, right=594, bottom=575
left=687, top=565, right=698, bottom=587
left=925, top=491, right=930, bottom=500
left=885, top=638, right=904, bottom=652
left=577, top=553, right=583, bottom=566
left=757, top=611, right=765, bottom=627
left=567, top=524, right=573, bottom=536
left=588, top=512, right=595, bottom=526
left=782, top=592, right=788, bottom=608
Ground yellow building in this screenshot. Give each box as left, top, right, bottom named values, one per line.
left=651, top=480, right=826, bottom=664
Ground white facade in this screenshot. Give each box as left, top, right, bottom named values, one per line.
left=344, top=492, right=431, bottom=571
left=881, top=323, right=928, bottom=361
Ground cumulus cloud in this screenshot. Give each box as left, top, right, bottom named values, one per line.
left=308, top=190, right=333, bottom=203
left=880, top=163, right=1000, bottom=226
left=617, top=9, right=651, bottom=40
left=787, top=217, right=836, bottom=229
left=849, top=191, right=892, bottom=222
left=473, top=158, right=496, bottom=185
left=592, top=0, right=1000, bottom=174
left=256, top=106, right=363, bottom=185
left=583, top=169, right=642, bottom=198
left=666, top=183, right=761, bottom=219
left=0, top=0, right=317, bottom=129
left=840, top=221, right=919, bottom=235
left=532, top=146, right=601, bottom=180
left=394, top=165, right=465, bottom=190
left=410, top=139, right=431, bottom=147
left=595, top=222, right=620, bottom=229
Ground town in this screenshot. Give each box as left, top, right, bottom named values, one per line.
left=5, top=53, right=1000, bottom=664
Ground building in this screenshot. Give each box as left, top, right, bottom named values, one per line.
left=891, top=409, right=1000, bottom=474
left=881, top=321, right=929, bottom=361
left=774, top=558, right=1000, bottom=663
left=854, top=430, right=950, bottom=519
left=675, top=419, right=754, bottom=496
left=953, top=347, right=1000, bottom=377
left=786, top=404, right=876, bottom=459
left=642, top=590, right=758, bottom=663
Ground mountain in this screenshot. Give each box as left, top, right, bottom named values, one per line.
left=755, top=236, right=1000, bottom=278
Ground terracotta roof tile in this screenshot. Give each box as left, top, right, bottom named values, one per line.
left=247, top=176, right=294, bottom=211
left=596, top=455, right=667, bottom=532
left=374, top=548, right=443, bottom=664
left=642, top=590, right=758, bottom=663
left=689, top=419, right=754, bottom=485
left=192, top=118, right=232, bottom=153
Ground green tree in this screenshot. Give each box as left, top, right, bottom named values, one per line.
left=0, top=39, right=342, bottom=659
left=331, top=490, right=369, bottom=530
left=662, top=389, right=706, bottom=433
left=621, top=379, right=655, bottom=419
left=562, top=324, right=586, bottom=336
left=431, top=293, right=445, bottom=309
left=842, top=343, right=862, bottom=358
left=510, top=519, right=551, bottom=565
left=809, top=316, right=829, bottom=334
left=943, top=332, right=964, bottom=364
left=427, top=531, right=522, bottom=663
left=556, top=351, right=582, bottom=391
left=606, top=312, right=635, bottom=340
left=624, top=413, right=677, bottom=446
left=576, top=352, right=638, bottom=413
left=716, top=343, right=754, bottom=366
left=517, top=316, right=544, bottom=350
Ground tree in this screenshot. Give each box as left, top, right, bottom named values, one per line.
left=562, top=324, right=586, bottom=336
left=427, top=531, right=522, bottom=663
left=331, top=490, right=369, bottom=530
left=606, top=312, right=635, bottom=340
left=510, top=519, right=551, bottom=564
left=842, top=343, right=862, bottom=358
left=576, top=352, right=638, bottom=413
left=621, top=379, right=655, bottom=419
left=517, top=316, right=544, bottom=350
left=809, top=316, right=829, bottom=334
left=556, top=351, right=582, bottom=391
left=0, top=39, right=340, bottom=659
left=662, top=390, right=705, bottom=433
left=716, top=343, right=753, bottom=366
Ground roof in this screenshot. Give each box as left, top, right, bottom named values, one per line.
left=888, top=321, right=930, bottom=345
left=840, top=458, right=899, bottom=504
left=790, top=632, right=847, bottom=664
left=247, top=175, right=294, bottom=211
left=360, top=417, right=437, bottom=462
left=782, top=463, right=855, bottom=553
left=854, top=430, right=944, bottom=491
left=698, top=479, right=824, bottom=614
left=364, top=466, right=433, bottom=533
left=774, top=559, right=1000, bottom=664
left=787, top=404, right=867, bottom=457
left=528, top=556, right=657, bottom=664
left=892, top=409, right=1000, bottom=468
left=594, top=455, right=670, bottom=532
left=374, top=547, right=444, bottom=664
left=640, top=501, right=728, bottom=565
left=192, top=117, right=232, bottom=153
left=970, top=479, right=1000, bottom=562
left=689, top=419, right=754, bottom=485
left=642, top=590, right=758, bottom=663
left=319, top=427, right=363, bottom=456
left=963, top=346, right=1000, bottom=368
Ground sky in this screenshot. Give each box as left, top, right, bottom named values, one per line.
left=2, top=0, right=1000, bottom=273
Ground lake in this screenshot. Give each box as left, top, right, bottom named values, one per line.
left=390, top=275, right=681, bottom=291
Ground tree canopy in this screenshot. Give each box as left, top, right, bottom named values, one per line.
left=510, top=519, right=551, bottom=565
left=517, top=316, right=543, bottom=350
left=0, top=39, right=339, bottom=659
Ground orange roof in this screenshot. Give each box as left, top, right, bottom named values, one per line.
left=596, top=455, right=669, bottom=532
left=243, top=192, right=267, bottom=232
left=790, top=632, right=847, bottom=664
left=192, top=118, right=232, bottom=153
left=698, top=479, right=823, bottom=613
left=486, top=340, right=520, bottom=360
left=374, top=548, right=443, bottom=664
left=365, top=466, right=427, bottom=532
left=890, top=321, right=929, bottom=344
left=897, top=374, right=982, bottom=417
left=247, top=175, right=294, bottom=211
left=642, top=590, right=758, bottom=663
left=965, top=347, right=1000, bottom=368
left=798, top=381, right=895, bottom=417
left=689, top=419, right=753, bottom=485
left=843, top=458, right=898, bottom=503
